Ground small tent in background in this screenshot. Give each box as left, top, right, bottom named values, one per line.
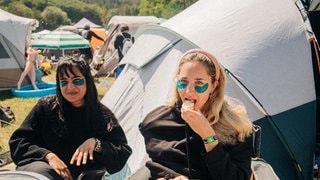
left=73, top=17, right=102, bottom=29
left=73, top=17, right=106, bottom=52
left=94, top=16, right=161, bottom=76
left=0, top=8, right=38, bottom=90
left=105, top=16, right=162, bottom=35
left=101, top=0, right=320, bottom=179
left=32, top=30, right=51, bottom=40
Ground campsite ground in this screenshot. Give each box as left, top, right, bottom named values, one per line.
left=0, top=70, right=113, bottom=158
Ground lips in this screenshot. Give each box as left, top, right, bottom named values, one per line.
left=182, top=99, right=195, bottom=110
left=67, top=91, right=78, bottom=95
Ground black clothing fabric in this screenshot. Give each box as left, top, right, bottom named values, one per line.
left=9, top=95, right=132, bottom=179
left=79, top=47, right=93, bottom=61
left=81, top=30, right=104, bottom=42
left=139, top=106, right=252, bottom=180
left=80, top=30, right=104, bottom=60
left=114, top=32, right=134, bottom=61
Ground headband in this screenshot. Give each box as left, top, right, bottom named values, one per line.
left=181, top=49, right=220, bottom=82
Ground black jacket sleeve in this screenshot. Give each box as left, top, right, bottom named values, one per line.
left=94, top=120, right=132, bottom=174
left=202, top=136, right=252, bottom=179
left=9, top=99, right=51, bottom=166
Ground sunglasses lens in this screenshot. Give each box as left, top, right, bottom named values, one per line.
left=60, top=82, right=67, bottom=87
left=73, top=79, right=85, bottom=86
left=60, top=79, right=85, bottom=88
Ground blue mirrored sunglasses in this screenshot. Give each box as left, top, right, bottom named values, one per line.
left=60, top=79, right=85, bottom=88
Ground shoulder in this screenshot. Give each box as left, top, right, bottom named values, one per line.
left=25, top=96, right=59, bottom=123
left=99, top=103, right=112, bottom=113
left=98, top=103, right=119, bottom=124
left=140, top=106, right=180, bottom=133
left=115, top=34, right=124, bottom=41
left=36, top=95, right=58, bottom=109
left=116, top=34, right=123, bottom=38
left=123, top=33, right=131, bottom=38
left=144, top=106, right=177, bottom=120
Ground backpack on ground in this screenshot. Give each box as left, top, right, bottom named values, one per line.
left=0, top=105, right=15, bottom=127
left=121, top=36, right=133, bottom=56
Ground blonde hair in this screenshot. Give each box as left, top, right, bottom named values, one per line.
left=168, top=49, right=253, bottom=144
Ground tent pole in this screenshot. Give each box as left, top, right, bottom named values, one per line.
left=224, top=68, right=305, bottom=179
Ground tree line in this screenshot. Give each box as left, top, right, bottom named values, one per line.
left=0, top=0, right=197, bottom=31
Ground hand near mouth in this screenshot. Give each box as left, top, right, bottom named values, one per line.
left=181, top=107, right=216, bottom=142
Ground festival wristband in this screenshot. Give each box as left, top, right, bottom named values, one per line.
left=203, top=135, right=218, bottom=144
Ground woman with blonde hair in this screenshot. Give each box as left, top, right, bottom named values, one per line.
left=17, top=46, right=41, bottom=90
left=139, top=49, right=253, bottom=180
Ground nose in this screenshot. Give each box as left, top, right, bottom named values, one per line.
left=66, top=82, right=76, bottom=89
left=185, top=84, right=195, bottom=93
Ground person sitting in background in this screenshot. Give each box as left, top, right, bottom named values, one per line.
left=17, top=46, right=41, bottom=90
left=50, top=53, right=56, bottom=62
left=139, top=49, right=253, bottom=180
left=9, top=56, right=132, bottom=180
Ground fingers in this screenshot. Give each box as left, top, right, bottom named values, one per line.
left=76, top=151, right=83, bottom=166
left=89, top=150, right=94, bottom=160
left=70, top=138, right=96, bottom=166
left=82, top=152, right=88, bottom=165
left=70, top=149, right=79, bottom=165
left=48, top=157, right=72, bottom=180
left=59, top=168, right=72, bottom=180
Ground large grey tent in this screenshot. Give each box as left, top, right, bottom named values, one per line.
left=0, top=9, right=38, bottom=90
left=101, top=0, right=320, bottom=179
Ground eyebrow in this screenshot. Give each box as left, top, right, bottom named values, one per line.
left=195, top=78, right=206, bottom=81
left=180, top=77, right=207, bottom=81
left=60, top=75, right=82, bottom=80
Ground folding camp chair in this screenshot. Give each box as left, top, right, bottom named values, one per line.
left=77, top=169, right=106, bottom=180
left=250, top=125, right=279, bottom=180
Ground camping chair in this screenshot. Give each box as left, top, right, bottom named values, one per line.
left=0, top=169, right=106, bottom=180
left=77, top=169, right=106, bottom=180
left=97, top=64, right=117, bottom=89
left=0, top=171, right=50, bottom=180
left=252, top=124, right=261, bottom=158
left=128, top=125, right=270, bottom=180
left=250, top=124, right=279, bottom=180
left=97, top=51, right=119, bottom=89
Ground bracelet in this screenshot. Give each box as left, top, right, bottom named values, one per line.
left=203, top=135, right=218, bottom=144
left=94, top=138, right=102, bottom=152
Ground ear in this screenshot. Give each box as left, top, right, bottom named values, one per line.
left=211, top=80, right=219, bottom=94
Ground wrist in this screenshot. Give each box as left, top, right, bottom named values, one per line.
left=203, top=135, right=218, bottom=144
left=94, top=138, right=102, bottom=152
left=45, top=152, right=55, bottom=162
left=203, top=135, right=219, bottom=152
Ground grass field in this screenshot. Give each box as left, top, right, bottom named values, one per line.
left=0, top=70, right=113, bottom=154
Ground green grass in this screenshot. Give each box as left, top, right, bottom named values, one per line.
left=0, top=71, right=113, bottom=154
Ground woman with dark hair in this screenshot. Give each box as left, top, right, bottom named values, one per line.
left=139, top=49, right=253, bottom=180
left=9, top=56, right=132, bottom=180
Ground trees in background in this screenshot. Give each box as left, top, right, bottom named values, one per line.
left=139, top=0, right=197, bottom=18
left=41, top=6, right=72, bottom=30
left=0, top=0, right=197, bottom=31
